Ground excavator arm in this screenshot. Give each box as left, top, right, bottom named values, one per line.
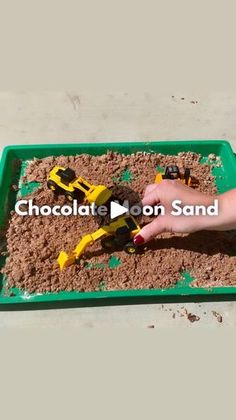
left=57, top=216, right=140, bottom=270
left=57, top=227, right=112, bottom=270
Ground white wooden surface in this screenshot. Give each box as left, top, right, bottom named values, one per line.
left=0, top=92, right=235, bottom=148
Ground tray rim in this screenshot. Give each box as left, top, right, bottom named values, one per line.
left=0, top=139, right=236, bottom=305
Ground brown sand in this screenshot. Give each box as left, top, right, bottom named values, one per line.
left=2, top=151, right=236, bottom=294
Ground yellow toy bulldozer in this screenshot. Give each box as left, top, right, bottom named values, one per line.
left=155, top=165, right=192, bottom=186
left=57, top=215, right=141, bottom=270
left=47, top=166, right=112, bottom=206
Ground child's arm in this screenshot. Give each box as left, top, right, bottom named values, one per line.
left=210, top=187, right=236, bottom=231
left=133, top=180, right=236, bottom=245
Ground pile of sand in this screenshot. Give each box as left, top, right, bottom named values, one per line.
left=2, top=151, right=236, bottom=293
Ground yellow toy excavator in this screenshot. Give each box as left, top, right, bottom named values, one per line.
left=57, top=215, right=141, bottom=270
left=47, top=166, right=112, bottom=206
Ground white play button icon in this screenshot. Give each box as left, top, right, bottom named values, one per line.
left=110, top=201, right=128, bottom=219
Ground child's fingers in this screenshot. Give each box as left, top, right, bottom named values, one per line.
left=142, top=187, right=161, bottom=207
left=143, top=184, right=158, bottom=197
left=134, top=217, right=165, bottom=244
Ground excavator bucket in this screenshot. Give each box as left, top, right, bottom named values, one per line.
left=57, top=251, right=76, bottom=270
left=57, top=231, right=107, bottom=270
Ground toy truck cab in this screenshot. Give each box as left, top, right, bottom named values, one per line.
left=47, top=166, right=112, bottom=205
left=101, top=215, right=141, bottom=254
left=163, top=165, right=180, bottom=180
left=155, top=165, right=191, bottom=186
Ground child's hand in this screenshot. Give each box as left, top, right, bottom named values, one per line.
left=134, top=180, right=220, bottom=245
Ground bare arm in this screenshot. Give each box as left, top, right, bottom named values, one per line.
left=133, top=180, right=236, bottom=245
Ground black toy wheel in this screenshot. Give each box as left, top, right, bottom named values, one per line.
left=65, top=192, right=77, bottom=202
left=101, top=237, right=117, bottom=251
left=123, top=241, right=138, bottom=254
left=47, top=180, right=60, bottom=193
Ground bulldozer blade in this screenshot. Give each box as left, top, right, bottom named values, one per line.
left=57, top=251, right=76, bottom=270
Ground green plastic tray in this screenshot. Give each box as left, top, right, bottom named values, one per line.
left=0, top=140, right=236, bottom=308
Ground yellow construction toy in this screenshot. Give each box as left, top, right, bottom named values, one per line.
left=57, top=215, right=141, bottom=270
left=47, top=166, right=112, bottom=205
left=155, top=165, right=192, bottom=186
